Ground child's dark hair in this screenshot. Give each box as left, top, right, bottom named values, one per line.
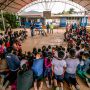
left=48, top=45, right=51, bottom=49
left=84, top=44, right=89, bottom=49
left=57, top=47, right=62, bottom=52
left=83, top=52, right=89, bottom=58
left=76, top=46, right=80, bottom=51
left=80, top=43, right=85, bottom=48
left=38, top=48, right=41, bottom=53
left=69, top=49, right=76, bottom=57
left=7, top=47, right=12, bottom=53
left=33, top=47, right=37, bottom=55
left=13, top=51, right=17, bottom=55
left=62, top=47, right=65, bottom=51
left=42, top=45, right=46, bottom=51
left=22, top=54, right=26, bottom=59
left=27, top=51, right=31, bottom=56
left=58, top=50, right=65, bottom=59
left=56, top=45, right=58, bottom=50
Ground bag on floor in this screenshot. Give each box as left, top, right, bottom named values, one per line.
left=17, top=70, right=33, bottom=90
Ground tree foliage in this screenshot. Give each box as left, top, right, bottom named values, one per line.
left=0, top=12, right=19, bottom=30
left=4, top=12, right=17, bottom=28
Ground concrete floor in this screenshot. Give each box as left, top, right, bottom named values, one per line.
left=6, top=28, right=90, bottom=90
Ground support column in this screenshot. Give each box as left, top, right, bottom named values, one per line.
left=1, top=10, right=6, bottom=31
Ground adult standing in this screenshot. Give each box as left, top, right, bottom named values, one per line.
left=4, top=47, right=20, bottom=88
left=50, top=23, right=54, bottom=34
left=46, top=22, right=50, bottom=33
left=30, top=23, right=35, bottom=37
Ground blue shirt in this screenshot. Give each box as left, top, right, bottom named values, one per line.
left=32, top=58, right=44, bottom=76
left=6, top=53, right=20, bottom=71
left=83, top=58, right=90, bottom=72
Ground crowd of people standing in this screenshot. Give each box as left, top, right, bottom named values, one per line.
left=30, top=22, right=54, bottom=37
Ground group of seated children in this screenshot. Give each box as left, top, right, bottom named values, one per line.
left=0, top=28, right=27, bottom=90
left=65, top=25, right=90, bottom=88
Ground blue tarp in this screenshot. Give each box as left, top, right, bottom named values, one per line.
left=80, top=17, right=88, bottom=27
left=25, top=22, right=31, bottom=28
left=35, top=22, right=42, bottom=29
left=60, top=17, right=66, bottom=27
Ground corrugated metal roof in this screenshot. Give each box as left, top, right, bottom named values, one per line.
left=0, top=0, right=90, bottom=13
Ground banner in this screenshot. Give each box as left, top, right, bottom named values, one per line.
left=25, top=21, right=30, bottom=28
left=35, top=22, right=42, bottom=29
left=80, top=17, right=88, bottom=27
left=60, top=17, right=66, bottom=27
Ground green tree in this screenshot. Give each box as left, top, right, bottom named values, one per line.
left=68, top=8, right=75, bottom=14
left=3, top=12, right=17, bottom=28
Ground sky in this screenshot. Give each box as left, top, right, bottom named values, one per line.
left=18, top=0, right=86, bottom=14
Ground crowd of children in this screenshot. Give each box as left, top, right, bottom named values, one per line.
left=65, top=25, right=90, bottom=88
left=0, top=28, right=27, bottom=90
left=0, top=25, right=90, bottom=90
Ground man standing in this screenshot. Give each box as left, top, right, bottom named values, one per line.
left=50, top=23, right=54, bottom=34
left=46, top=22, right=50, bottom=33
left=4, top=47, right=20, bottom=86
left=30, top=23, right=35, bottom=37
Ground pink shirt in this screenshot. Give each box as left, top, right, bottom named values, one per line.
left=44, top=58, right=52, bottom=68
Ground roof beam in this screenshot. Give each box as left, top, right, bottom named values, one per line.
left=84, top=3, right=90, bottom=8
left=78, top=0, right=83, bottom=4
left=5, top=5, right=20, bottom=10
left=21, top=0, right=28, bottom=4
left=13, top=1, right=24, bottom=7
left=0, top=0, right=8, bottom=8
left=2, top=0, right=15, bottom=10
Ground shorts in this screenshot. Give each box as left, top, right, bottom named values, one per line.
left=34, top=74, right=43, bottom=82
left=65, top=72, right=77, bottom=85
left=44, top=68, right=52, bottom=77
left=54, top=74, right=64, bottom=82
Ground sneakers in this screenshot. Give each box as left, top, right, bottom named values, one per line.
left=59, top=87, right=63, bottom=90
left=55, top=87, right=60, bottom=90
left=46, top=81, right=52, bottom=88
left=75, top=84, right=80, bottom=90
left=86, top=78, right=90, bottom=87
left=55, top=86, right=63, bottom=90
left=70, top=85, right=74, bottom=90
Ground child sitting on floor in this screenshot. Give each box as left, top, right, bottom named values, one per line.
left=77, top=52, right=90, bottom=87
left=44, top=52, right=52, bottom=88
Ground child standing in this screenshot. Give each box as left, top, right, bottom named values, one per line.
left=32, top=53, right=44, bottom=90
left=65, top=49, right=80, bottom=90
left=44, top=52, right=52, bottom=88
left=52, top=50, right=66, bottom=90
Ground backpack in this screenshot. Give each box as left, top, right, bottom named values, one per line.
left=0, top=46, right=4, bottom=54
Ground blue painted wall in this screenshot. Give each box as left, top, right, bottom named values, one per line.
left=60, top=17, right=66, bottom=27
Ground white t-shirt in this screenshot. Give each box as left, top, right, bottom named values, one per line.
left=52, top=58, right=66, bottom=75
left=20, top=59, right=28, bottom=68
left=66, top=58, right=80, bottom=74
